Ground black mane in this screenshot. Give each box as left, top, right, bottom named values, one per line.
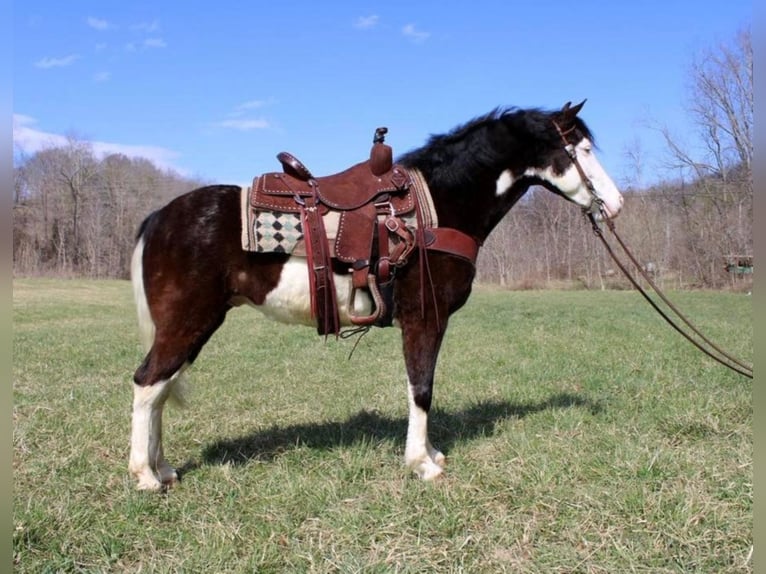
left=397, top=106, right=595, bottom=189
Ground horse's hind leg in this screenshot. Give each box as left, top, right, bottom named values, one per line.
left=129, top=367, right=187, bottom=490
left=130, top=309, right=226, bottom=490
left=129, top=236, right=227, bottom=490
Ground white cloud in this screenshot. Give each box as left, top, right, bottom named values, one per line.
left=34, top=54, right=80, bottom=69
left=93, top=71, right=111, bottom=83
left=13, top=114, right=184, bottom=173
left=213, top=119, right=270, bottom=131
left=87, top=17, right=111, bottom=31
left=91, top=142, right=182, bottom=174
left=13, top=114, right=78, bottom=151
left=237, top=100, right=268, bottom=110
left=402, top=23, right=430, bottom=43
left=125, top=38, right=167, bottom=52
left=132, top=20, right=161, bottom=33
left=354, top=15, right=379, bottom=30
left=228, top=99, right=278, bottom=117
left=143, top=38, right=167, bottom=49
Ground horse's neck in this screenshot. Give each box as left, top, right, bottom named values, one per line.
left=428, top=167, right=533, bottom=242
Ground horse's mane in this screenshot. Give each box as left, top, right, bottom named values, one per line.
left=397, top=106, right=595, bottom=187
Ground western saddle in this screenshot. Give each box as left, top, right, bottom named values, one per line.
left=249, top=128, right=416, bottom=335
left=249, top=127, right=479, bottom=336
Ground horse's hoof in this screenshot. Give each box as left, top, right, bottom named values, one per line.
left=408, top=458, right=445, bottom=481
left=161, top=475, right=179, bottom=488
left=134, top=475, right=164, bottom=491
left=158, top=466, right=179, bottom=486
left=130, top=464, right=165, bottom=491
left=421, top=463, right=444, bottom=481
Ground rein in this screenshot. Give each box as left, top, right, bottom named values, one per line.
left=586, top=213, right=752, bottom=379
left=552, top=120, right=753, bottom=380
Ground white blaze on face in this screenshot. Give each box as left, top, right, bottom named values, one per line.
left=525, top=138, right=624, bottom=218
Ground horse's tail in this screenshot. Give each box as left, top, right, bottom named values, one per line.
left=131, top=215, right=156, bottom=353
left=131, top=212, right=187, bottom=407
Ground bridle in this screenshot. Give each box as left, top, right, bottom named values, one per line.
left=552, top=119, right=604, bottom=217
left=551, top=119, right=753, bottom=379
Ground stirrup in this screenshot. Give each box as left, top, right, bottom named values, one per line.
left=348, top=273, right=385, bottom=326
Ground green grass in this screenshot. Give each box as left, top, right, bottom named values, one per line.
left=13, top=278, right=752, bottom=573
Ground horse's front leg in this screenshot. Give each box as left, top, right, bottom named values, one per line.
left=400, top=319, right=447, bottom=480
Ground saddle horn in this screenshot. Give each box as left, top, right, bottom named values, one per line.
left=370, top=126, right=393, bottom=176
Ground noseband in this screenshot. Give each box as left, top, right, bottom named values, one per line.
left=551, top=120, right=604, bottom=217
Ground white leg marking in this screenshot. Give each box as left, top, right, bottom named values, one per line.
left=495, top=169, right=515, bottom=197
left=404, top=380, right=445, bottom=480
left=129, top=368, right=186, bottom=491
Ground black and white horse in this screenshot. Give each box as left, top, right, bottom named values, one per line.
left=129, top=101, right=623, bottom=490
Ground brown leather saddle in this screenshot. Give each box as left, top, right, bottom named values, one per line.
left=249, top=128, right=418, bottom=336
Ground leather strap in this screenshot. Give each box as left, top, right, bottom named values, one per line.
left=300, top=184, right=340, bottom=335
left=423, top=227, right=481, bottom=265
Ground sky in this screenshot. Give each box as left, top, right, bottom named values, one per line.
left=12, top=1, right=751, bottom=189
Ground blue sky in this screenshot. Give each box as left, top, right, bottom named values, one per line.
left=13, top=1, right=751, bottom=188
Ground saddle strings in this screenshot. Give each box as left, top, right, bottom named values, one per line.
left=339, top=325, right=372, bottom=360
left=411, top=171, right=442, bottom=332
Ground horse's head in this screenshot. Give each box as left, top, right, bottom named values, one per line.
left=525, top=100, right=623, bottom=220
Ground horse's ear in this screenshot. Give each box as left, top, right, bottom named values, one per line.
left=571, top=99, right=586, bottom=115
left=557, top=99, right=586, bottom=128
left=561, top=99, right=586, bottom=119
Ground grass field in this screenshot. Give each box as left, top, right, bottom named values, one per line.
left=13, top=278, right=752, bottom=573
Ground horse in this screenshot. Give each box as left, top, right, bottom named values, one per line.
left=128, top=100, right=623, bottom=491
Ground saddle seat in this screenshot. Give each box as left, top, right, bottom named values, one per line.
left=255, top=154, right=414, bottom=218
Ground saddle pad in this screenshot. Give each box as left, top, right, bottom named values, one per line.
left=252, top=210, right=304, bottom=253
left=241, top=187, right=340, bottom=254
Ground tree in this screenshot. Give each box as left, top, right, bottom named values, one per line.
left=658, top=28, right=752, bottom=286
left=13, top=139, right=207, bottom=278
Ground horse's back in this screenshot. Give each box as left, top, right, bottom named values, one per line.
left=138, top=185, right=242, bottom=247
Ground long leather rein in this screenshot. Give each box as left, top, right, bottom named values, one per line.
left=553, top=121, right=753, bottom=380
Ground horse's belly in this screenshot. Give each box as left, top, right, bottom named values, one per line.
left=239, top=258, right=373, bottom=327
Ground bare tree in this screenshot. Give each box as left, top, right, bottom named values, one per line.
left=661, top=29, right=752, bottom=179
left=13, top=140, right=207, bottom=278
left=657, top=27, right=752, bottom=286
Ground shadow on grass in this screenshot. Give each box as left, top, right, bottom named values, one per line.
left=188, top=392, right=601, bottom=474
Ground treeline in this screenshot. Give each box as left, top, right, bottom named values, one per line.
left=13, top=140, right=207, bottom=278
